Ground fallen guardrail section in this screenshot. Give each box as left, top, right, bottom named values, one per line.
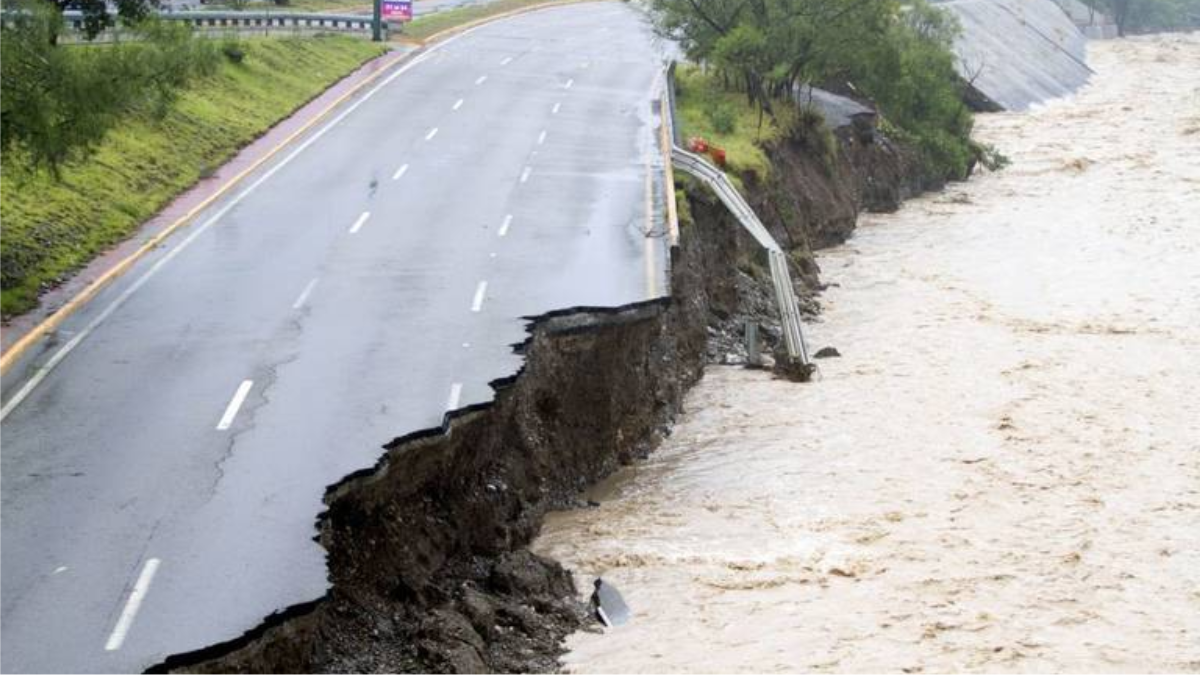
left=660, top=62, right=810, bottom=366
left=670, top=146, right=811, bottom=365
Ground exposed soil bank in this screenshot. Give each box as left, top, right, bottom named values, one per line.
left=157, top=90, right=934, bottom=675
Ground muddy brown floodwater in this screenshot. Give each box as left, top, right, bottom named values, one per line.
left=533, top=34, right=1200, bottom=673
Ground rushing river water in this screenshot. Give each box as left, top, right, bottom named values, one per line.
left=533, top=35, right=1200, bottom=672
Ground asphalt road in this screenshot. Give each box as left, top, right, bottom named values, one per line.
left=0, top=4, right=667, bottom=671
left=414, top=0, right=498, bottom=17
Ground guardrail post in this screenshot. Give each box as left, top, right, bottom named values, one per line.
left=745, top=320, right=761, bottom=367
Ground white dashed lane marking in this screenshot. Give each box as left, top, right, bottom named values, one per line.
left=471, top=281, right=488, bottom=312
left=104, top=558, right=160, bottom=652
left=348, top=211, right=371, bottom=234
left=216, top=380, right=254, bottom=430
left=292, top=278, right=319, bottom=309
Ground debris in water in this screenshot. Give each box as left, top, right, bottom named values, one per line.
left=591, top=578, right=630, bottom=627
left=774, top=357, right=816, bottom=382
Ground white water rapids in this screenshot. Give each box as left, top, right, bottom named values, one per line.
left=533, top=34, right=1200, bottom=672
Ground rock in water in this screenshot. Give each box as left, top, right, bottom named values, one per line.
left=814, top=346, right=841, bottom=359
left=591, top=578, right=631, bottom=627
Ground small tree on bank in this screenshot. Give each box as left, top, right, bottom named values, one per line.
left=1, top=0, right=221, bottom=175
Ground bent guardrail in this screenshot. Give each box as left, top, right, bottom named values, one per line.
left=671, top=146, right=811, bottom=365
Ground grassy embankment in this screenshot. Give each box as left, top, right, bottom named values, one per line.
left=672, top=65, right=786, bottom=188
left=0, top=36, right=385, bottom=317
left=399, top=0, right=586, bottom=41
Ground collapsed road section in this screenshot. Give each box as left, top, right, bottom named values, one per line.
left=154, top=170, right=724, bottom=674
left=0, top=4, right=670, bottom=672
left=157, top=39, right=982, bottom=674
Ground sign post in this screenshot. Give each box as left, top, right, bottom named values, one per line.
left=372, top=0, right=382, bottom=41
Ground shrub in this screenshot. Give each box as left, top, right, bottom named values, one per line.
left=222, top=40, right=247, bottom=63
left=706, top=103, right=737, bottom=134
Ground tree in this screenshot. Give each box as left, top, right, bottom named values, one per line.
left=1, top=0, right=219, bottom=174
left=649, top=0, right=898, bottom=111
left=649, top=0, right=979, bottom=179
left=1112, top=0, right=1132, bottom=34
left=39, top=0, right=159, bottom=42
left=1081, top=0, right=1200, bottom=35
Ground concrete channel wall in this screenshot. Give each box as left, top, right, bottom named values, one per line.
left=937, top=0, right=1093, bottom=110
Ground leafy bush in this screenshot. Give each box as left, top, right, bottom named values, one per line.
left=779, top=105, right=837, bottom=172
left=838, top=0, right=976, bottom=179
left=649, top=0, right=980, bottom=180
left=706, top=103, right=737, bottom=134
left=972, top=141, right=1011, bottom=171
left=222, top=39, right=247, bottom=64
left=0, top=1, right=220, bottom=174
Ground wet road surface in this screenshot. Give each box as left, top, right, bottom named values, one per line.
left=0, top=4, right=667, bottom=672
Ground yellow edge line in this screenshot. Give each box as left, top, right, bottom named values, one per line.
left=644, top=138, right=658, bottom=299
left=659, top=90, right=680, bottom=248
left=0, top=49, right=412, bottom=374
left=0, top=0, right=610, bottom=375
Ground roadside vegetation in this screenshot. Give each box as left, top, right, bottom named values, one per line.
left=651, top=0, right=985, bottom=181
left=1082, top=0, right=1200, bottom=34
left=674, top=66, right=780, bottom=184
left=0, top=32, right=384, bottom=316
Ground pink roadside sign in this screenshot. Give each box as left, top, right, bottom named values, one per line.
left=382, top=0, right=412, bottom=21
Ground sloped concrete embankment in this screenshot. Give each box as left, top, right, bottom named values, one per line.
left=939, top=0, right=1092, bottom=111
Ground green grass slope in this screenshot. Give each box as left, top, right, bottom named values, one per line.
left=0, top=36, right=385, bottom=317
left=673, top=65, right=781, bottom=186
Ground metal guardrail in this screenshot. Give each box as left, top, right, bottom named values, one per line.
left=13, top=9, right=384, bottom=37
left=659, top=62, right=810, bottom=364
left=671, top=145, right=811, bottom=365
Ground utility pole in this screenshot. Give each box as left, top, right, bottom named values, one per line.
left=372, top=0, right=382, bottom=41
